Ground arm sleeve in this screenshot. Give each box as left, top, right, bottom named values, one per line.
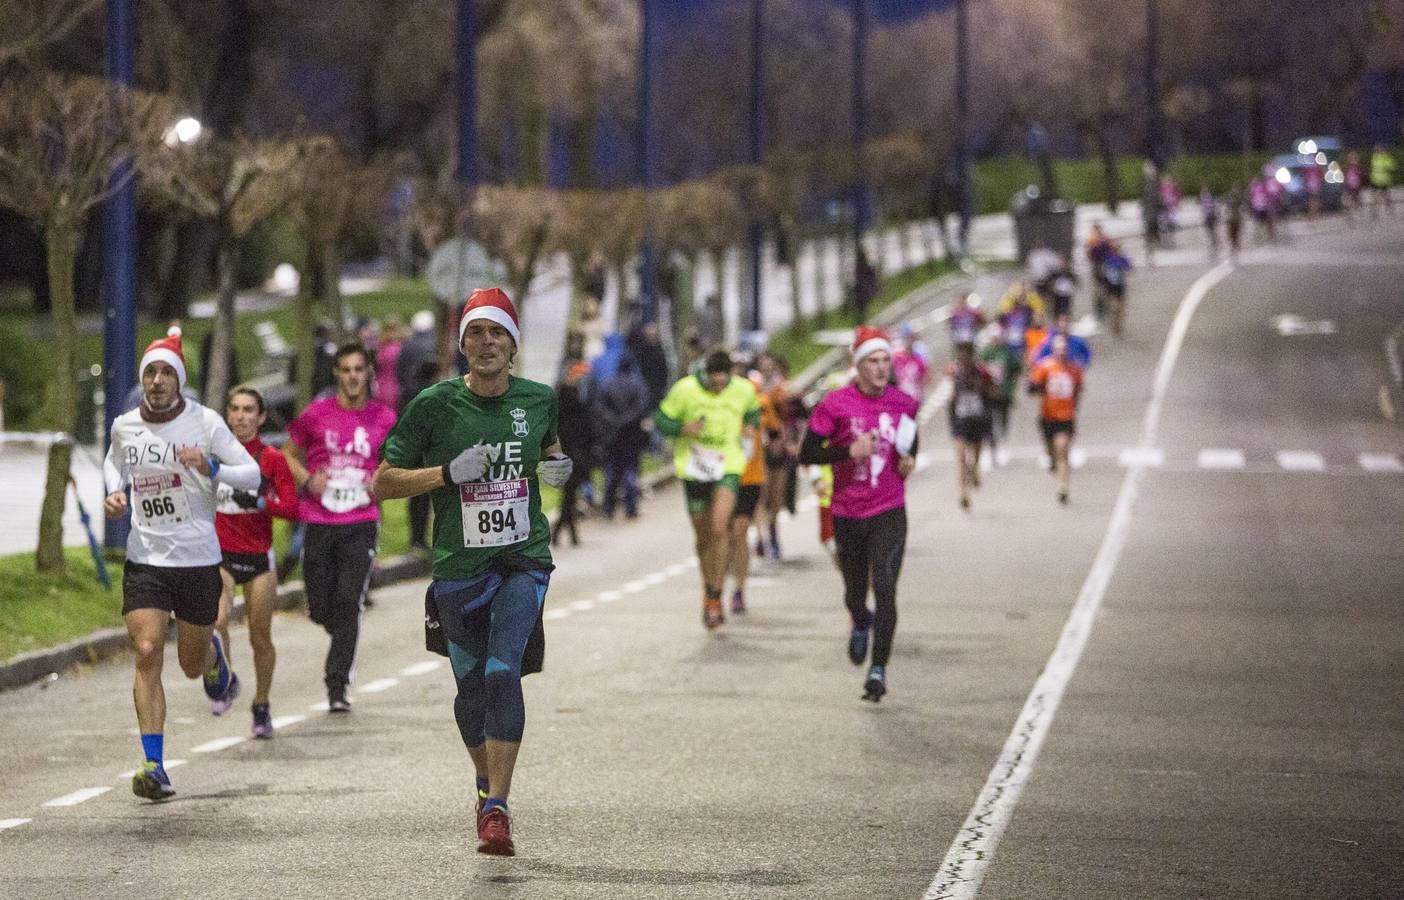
left=103, top=430, right=126, bottom=494
left=263, top=451, right=300, bottom=520
left=798, top=427, right=848, bottom=465
left=653, top=409, right=683, bottom=437
left=210, top=419, right=261, bottom=491
left=381, top=392, right=431, bottom=469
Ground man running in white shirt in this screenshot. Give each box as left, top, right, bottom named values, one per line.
left=104, top=333, right=261, bottom=800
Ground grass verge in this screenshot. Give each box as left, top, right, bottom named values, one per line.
left=0, top=548, right=123, bottom=662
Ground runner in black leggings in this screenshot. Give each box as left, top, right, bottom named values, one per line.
left=800, top=325, right=919, bottom=702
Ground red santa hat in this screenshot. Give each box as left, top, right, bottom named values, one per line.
left=850, top=325, right=891, bottom=365
left=140, top=333, right=187, bottom=388
left=458, top=287, right=520, bottom=346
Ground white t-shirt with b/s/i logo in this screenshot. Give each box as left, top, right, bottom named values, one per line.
left=103, top=402, right=260, bottom=566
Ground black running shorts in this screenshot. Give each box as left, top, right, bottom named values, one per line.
left=733, top=484, right=762, bottom=519
left=1039, top=418, right=1076, bottom=441
left=122, top=561, right=223, bottom=626
left=221, top=550, right=274, bottom=586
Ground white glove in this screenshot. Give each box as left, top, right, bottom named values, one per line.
left=443, top=444, right=490, bottom=484
left=538, top=453, right=573, bottom=488
left=533, top=452, right=572, bottom=488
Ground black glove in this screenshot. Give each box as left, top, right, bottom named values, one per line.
left=230, top=489, right=260, bottom=510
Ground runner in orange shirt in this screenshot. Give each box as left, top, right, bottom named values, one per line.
left=1027, top=334, right=1083, bottom=504
left=727, top=370, right=777, bottom=614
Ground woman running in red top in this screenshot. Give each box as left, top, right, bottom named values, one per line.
left=214, top=386, right=299, bottom=738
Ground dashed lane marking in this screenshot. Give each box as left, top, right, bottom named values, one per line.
left=42, top=787, right=111, bottom=808
left=399, top=660, right=442, bottom=677
left=271, top=715, right=305, bottom=730
left=620, top=579, right=648, bottom=593
left=191, top=736, right=245, bottom=754
left=542, top=609, right=570, bottom=621
left=358, top=678, right=398, bottom=694
left=597, top=590, right=624, bottom=603
left=1198, top=448, right=1246, bottom=470
left=1276, top=450, right=1326, bottom=472
left=0, top=818, right=31, bottom=830
left=567, top=600, right=595, bottom=612
left=308, top=701, right=330, bottom=712
left=1358, top=452, right=1404, bottom=473
left=1117, top=447, right=1165, bottom=468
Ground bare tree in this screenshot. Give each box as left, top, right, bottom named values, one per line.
left=0, top=72, right=167, bottom=572
left=0, top=0, right=101, bottom=64
left=144, top=131, right=305, bottom=406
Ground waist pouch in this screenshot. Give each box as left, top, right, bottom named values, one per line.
left=423, top=552, right=553, bottom=675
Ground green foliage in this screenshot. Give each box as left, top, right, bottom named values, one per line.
left=972, top=153, right=1276, bottom=214
left=0, top=319, right=52, bottom=428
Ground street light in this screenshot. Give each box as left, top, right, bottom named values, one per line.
left=163, top=116, right=203, bottom=147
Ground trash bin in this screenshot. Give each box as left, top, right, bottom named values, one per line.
left=1011, top=186, right=1075, bottom=264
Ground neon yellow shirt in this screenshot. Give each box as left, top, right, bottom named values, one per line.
left=657, top=374, right=761, bottom=480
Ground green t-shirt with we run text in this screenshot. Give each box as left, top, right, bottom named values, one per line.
left=382, top=375, right=558, bottom=580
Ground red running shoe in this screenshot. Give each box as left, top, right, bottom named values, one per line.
left=703, top=597, right=725, bottom=630
left=477, top=806, right=515, bottom=856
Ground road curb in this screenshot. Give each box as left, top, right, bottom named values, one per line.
left=0, top=266, right=981, bottom=694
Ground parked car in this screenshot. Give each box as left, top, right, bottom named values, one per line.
left=1268, top=147, right=1345, bottom=213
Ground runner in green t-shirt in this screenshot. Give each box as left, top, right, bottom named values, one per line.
left=654, top=350, right=761, bottom=630
left=376, top=288, right=571, bottom=858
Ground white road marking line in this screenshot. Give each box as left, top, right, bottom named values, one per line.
left=43, top=787, right=111, bottom=808
left=1198, top=448, right=1246, bottom=470
left=271, top=715, right=305, bottom=729
left=192, top=736, right=245, bottom=754
left=1117, top=447, right=1164, bottom=468
left=119, top=759, right=188, bottom=779
left=542, top=609, right=570, bottom=621
left=663, top=563, right=690, bottom=577
left=359, top=678, right=398, bottom=694
left=928, top=258, right=1236, bottom=900
left=308, top=701, right=330, bottom=712
left=1359, top=452, right=1404, bottom=473
left=641, top=572, right=668, bottom=586
left=400, top=660, right=442, bottom=677
left=621, top=579, right=648, bottom=593
left=567, top=600, right=595, bottom=612
left=1276, top=450, right=1325, bottom=472
left=1068, top=447, right=1088, bottom=470
left=597, top=589, right=624, bottom=602
left=0, top=818, right=31, bottom=830
left=681, top=556, right=699, bottom=568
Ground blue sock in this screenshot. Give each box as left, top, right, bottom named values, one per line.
left=475, top=776, right=490, bottom=797
left=140, top=733, right=163, bottom=765
left=482, top=797, right=507, bottom=814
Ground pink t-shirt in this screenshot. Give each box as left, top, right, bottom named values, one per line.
left=807, top=384, right=919, bottom=520
left=892, top=350, right=930, bottom=402
left=288, top=395, right=398, bottom=525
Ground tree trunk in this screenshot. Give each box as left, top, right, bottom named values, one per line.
left=671, top=252, right=698, bottom=367
left=294, top=279, right=319, bottom=409
left=1096, top=117, right=1121, bottom=214
left=322, top=240, right=345, bottom=336
left=787, top=255, right=804, bottom=329
left=36, top=222, right=79, bottom=573
left=156, top=220, right=208, bottom=321
left=205, top=234, right=239, bottom=408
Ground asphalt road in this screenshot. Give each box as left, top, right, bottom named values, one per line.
left=2, top=214, right=1402, bottom=899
